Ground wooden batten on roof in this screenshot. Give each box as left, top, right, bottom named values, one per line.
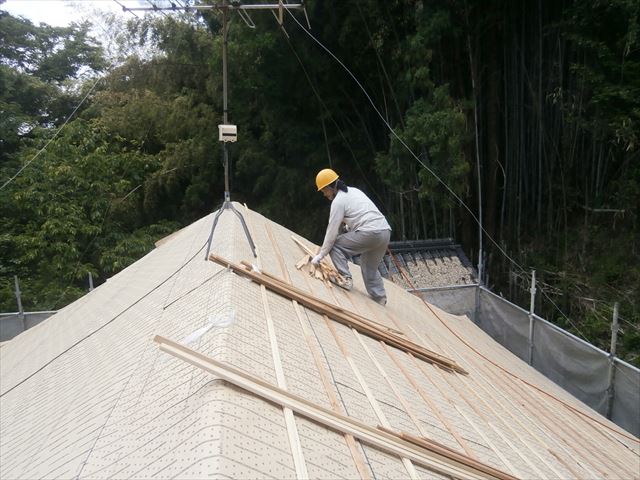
left=154, top=335, right=515, bottom=480
left=208, top=253, right=467, bottom=374
left=1, top=203, right=637, bottom=480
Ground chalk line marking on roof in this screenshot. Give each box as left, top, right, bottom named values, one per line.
left=339, top=273, right=504, bottom=468
left=239, top=207, right=375, bottom=478
left=355, top=326, right=468, bottom=476
left=291, top=233, right=408, bottom=478
left=316, top=259, right=456, bottom=476
left=409, top=326, right=587, bottom=477
left=381, top=343, right=477, bottom=459
left=456, top=348, right=600, bottom=478
left=345, top=322, right=456, bottom=471
left=260, top=216, right=373, bottom=479
left=334, top=284, right=452, bottom=449
left=386, top=324, right=513, bottom=470
left=494, top=362, right=617, bottom=477
left=6, top=206, right=637, bottom=479
left=461, top=325, right=639, bottom=470
left=153, top=334, right=517, bottom=480
left=208, top=254, right=467, bottom=374
left=453, top=404, right=521, bottom=477
left=408, top=352, right=510, bottom=469
left=503, top=365, right=639, bottom=476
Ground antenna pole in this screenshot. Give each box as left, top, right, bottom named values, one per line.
left=205, top=1, right=257, bottom=258
left=222, top=3, right=231, bottom=200
left=127, top=1, right=307, bottom=259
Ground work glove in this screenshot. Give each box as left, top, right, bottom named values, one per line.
left=311, top=254, right=322, bottom=265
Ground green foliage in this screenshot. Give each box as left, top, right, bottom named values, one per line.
left=0, top=3, right=637, bottom=365
left=0, top=12, right=105, bottom=164
left=376, top=87, right=469, bottom=204
left=0, top=11, right=104, bottom=81
left=563, top=0, right=640, bottom=151
left=0, top=118, right=177, bottom=310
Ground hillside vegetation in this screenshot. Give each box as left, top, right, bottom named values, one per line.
left=1, top=1, right=638, bottom=364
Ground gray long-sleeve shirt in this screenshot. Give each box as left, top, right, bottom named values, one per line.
left=318, top=187, right=391, bottom=258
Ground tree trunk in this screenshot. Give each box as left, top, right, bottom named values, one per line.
left=485, top=24, right=501, bottom=246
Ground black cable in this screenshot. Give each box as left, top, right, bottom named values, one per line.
left=273, top=19, right=386, bottom=208
left=48, top=163, right=197, bottom=310
left=0, top=241, right=208, bottom=399
left=0, top=70, right=110, bottom=191
left=285, top=9, right=607, bottom=348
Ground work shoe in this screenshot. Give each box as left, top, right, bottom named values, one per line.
left=341, top=277, right=353, bottom=291
left=331, top=276, right=353, bottom=290
left=373, top=296, right=387, bottom=306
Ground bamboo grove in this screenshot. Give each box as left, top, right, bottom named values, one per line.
left=0, top=0, right=638, bottom=364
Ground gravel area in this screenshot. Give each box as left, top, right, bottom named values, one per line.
left=383, top=248, right=476, bottom=289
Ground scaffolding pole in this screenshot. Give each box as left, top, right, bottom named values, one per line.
left=528, top=270, right=536, bottom=365
left=605, top=302, right=619, bottom=419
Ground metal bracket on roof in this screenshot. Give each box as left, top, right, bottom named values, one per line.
left=205, top=200, right=257, bottom=259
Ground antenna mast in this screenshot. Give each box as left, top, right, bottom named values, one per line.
left=125, top=1, right=308, bottom=259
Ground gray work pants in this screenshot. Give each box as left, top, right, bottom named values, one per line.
left=329, top=229, right=391, bottom=301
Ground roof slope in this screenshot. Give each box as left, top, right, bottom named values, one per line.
left=1, top=204, right=638, bottom=480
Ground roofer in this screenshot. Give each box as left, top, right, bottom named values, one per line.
left=312, top=168, right=392, bottom=306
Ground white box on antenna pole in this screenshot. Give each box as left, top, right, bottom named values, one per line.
left=218, top=124, right=237, bottom=142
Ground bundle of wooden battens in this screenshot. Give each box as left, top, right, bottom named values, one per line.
left=208, top=253, right=467, bottom=375
left=291, top=236, right=349, bottom=288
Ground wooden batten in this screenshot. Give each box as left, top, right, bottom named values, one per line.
left=378, top=427, right=519, bottom=480
left=154, top=335, right=512, bottom=480
left=209, top=254, right=467, bottom=374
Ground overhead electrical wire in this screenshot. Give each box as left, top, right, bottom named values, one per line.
left=2, top=0, right=623, bottom=352
left=49, top=163, right=198, bottom=310
left=535, top=284, right=591, bottom=341
left=384, top=247, right=640, bottom=444
left=284, top=9, right=516, bottom=272
left=0, top=72, right=108, bottom=191
left=270, top=19, right=386, bottom=207
left=4, top=5, right=635, bottom=436
left=0, top=240, right=208, bottom=399
left=1, top=0, right=153, bottom=191
left=1, top=5, right=222, bottom=401
left=282, top=10, right=640, bottom=443
left=5, top=2, right=185, bottom=310
left=283, top=8, right=609, bottom=347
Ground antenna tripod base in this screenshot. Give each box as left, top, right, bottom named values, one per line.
left=205, top=199, right=258, bottom=260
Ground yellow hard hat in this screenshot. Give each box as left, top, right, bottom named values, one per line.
left=315, top=168, right=339, bottom=191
